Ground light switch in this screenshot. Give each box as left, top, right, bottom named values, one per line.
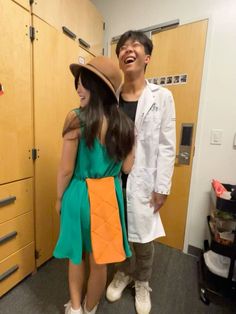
left=210, top=129, right=222, bottom=145
left=233, top=133, right=236, bottom=149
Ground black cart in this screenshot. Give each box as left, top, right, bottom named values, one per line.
left=198, top=183, right=236, bottom=305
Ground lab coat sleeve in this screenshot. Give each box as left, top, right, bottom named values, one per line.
left=154, top=90, right=176, bottom=195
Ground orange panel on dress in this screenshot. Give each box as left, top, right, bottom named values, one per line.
left=86, top=177, right=126, bottom=264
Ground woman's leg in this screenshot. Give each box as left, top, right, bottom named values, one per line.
left=86, top=254, right=107, bottom=311
left=68, top=259, right=85, bottom=309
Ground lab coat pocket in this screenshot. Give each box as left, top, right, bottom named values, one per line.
left=127, top=196, right=156, bottom=241
left=128, top=167, right=155, bottom=198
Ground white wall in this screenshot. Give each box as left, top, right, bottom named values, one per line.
left=92, top=0, right=236, bottom=252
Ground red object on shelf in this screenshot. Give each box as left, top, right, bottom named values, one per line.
left=212, top=179, right=227, bottom=197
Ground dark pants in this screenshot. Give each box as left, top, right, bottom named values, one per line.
left=118, top=241, right=155, bottom=281
left=120, top=187, right=155, bottom=282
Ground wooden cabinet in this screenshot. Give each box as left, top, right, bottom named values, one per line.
left=13, top=0, right=30, bottom=10
left=0, top=211, right=34, bottom=261
left=32, top=0, right=104, bottom=56
left=33, top=16, right=94, bottom=267
left=0, top=0, right=33, bottom=185
left=0, top=243, right=35, bottom=297
left=0, top=179, right=33, bottom=224
left=0, top=0, right=35, bottom=297
left=1, top=0, right=101, bottom=295
left=0, top=179, right=35, bottom=297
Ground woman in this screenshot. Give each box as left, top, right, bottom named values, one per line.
left=53, top=56, right=135, bottom=314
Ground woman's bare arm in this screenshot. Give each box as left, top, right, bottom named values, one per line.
left=122, top=145, right=135, bottom=174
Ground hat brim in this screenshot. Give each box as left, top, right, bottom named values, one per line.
left=69, top=63, right=118, bottom=99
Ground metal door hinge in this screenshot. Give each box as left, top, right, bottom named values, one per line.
left=29, top=26, right=35, bottom=41
left=35, top=250, right=40, bottom=259
left=103, top=22, right=105, bottom=30
left=32, top=148, right=38, bottom=160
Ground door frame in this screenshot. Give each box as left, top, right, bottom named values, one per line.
left=181, top=16, right=212, bottom=253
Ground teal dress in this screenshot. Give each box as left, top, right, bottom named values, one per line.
left=53, top=110, right=131, bottom=265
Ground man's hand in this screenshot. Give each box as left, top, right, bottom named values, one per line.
left=150, top=192, right=167, bottom=213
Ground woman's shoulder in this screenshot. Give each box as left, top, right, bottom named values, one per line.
left=62, top=108, right=81, bottom=139
left=72, top=107, right=81, bottom=117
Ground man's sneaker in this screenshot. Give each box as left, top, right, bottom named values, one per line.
left=64, top=301, right=83, bottom=314
left=106, top=271, right=133, bottom=302
left=134, top=281, right=152, bottom=314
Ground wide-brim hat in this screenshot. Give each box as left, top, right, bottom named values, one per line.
left=70, top=56, right=122, bottom=98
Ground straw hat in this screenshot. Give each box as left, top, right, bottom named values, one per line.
left=70, top=56, right=122, bottom=98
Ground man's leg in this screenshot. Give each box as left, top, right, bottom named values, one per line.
left=133, top=241, right=154, bottom=281
left=106, top=243, right=135, bottom=302
left=133, top=241, right=154, bottom=314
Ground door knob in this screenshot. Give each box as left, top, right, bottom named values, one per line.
left=176, top=152, right=190, bottom=160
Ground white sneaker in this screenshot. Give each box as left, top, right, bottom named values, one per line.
left=83, top=297, right=98, bottom=314
left=134, top=281, right=152, bottom=314
left=64, top=301, right=83, bottom=314
left=106, top=271, right=133, bottom=302
left=64, top=301, right=72, bottom=314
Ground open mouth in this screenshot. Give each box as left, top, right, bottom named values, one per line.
left=124, top=56, right=136, bottom=64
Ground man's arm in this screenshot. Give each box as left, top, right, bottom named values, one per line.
left=153, top=90, right=176, bottom=211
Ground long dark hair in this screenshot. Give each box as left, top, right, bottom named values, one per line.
left=64, top=67, right=134, bottom=162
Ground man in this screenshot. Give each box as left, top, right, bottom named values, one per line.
left=106, top=30, right=176, bottom=314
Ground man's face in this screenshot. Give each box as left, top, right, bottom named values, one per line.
left=118, top=39, right=150, bottom=75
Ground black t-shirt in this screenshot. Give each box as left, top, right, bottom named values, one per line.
left=119, top=95, right=138, bottom=188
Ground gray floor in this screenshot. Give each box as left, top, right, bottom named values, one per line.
left=0, top=243, right=235, bottom=314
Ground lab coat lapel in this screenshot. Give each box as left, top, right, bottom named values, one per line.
left=135, top=82, right=156, bottom=130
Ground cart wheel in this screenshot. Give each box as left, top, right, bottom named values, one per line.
left=200, top=288, right=210, bottom=305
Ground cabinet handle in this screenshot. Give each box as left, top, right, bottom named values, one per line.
left=78, top=38, right=90, bottom=49
left=62, top=26, right=76, bottom=39
left=0, top=231, right=18, bottom=245
left=0, top=196, right=16, bottom=207
left=0, top=265, right=19, bottom=282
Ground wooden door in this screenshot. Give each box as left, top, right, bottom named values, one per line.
left=31, top=0, right=63, bottom=30
left=0, top=0, right=33, bottom=184
left=31, top=0, right=104, bottom=56
left=33, top=16, right=94, bottom=266
left=147, top=20, right=208, bottom=250
left=111, top=20, right=208, bottom=250
left=75, top=0, right=104, bottom=55
left=12, top=0, right=30, bottom=10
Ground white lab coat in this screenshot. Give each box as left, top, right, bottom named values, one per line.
left=119, top=81, right=176, bottom=243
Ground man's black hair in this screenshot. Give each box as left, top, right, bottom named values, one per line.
left=116, top=30, right=153, bottom=57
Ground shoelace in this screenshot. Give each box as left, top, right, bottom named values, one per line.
left=113, top=272, right=127, bottom=288
left=134, top=283, right=152, bottom=302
